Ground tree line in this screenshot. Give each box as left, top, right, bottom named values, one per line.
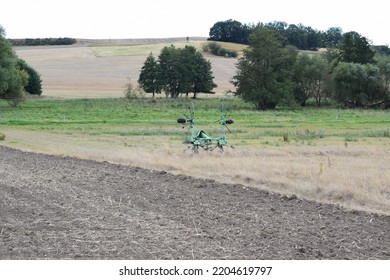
left=9, top=37, right=77, bottom=46
left=208, top=19, right=390, bottom=53
left=0, top=25, right=42, bottom=104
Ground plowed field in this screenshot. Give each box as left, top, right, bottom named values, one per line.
left=1, top=146, right=389, bottom=259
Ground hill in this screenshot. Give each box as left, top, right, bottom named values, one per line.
left=13, top=38, right=237, bottom=98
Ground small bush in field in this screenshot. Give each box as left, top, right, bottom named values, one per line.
left=124, top=79, right=145, bottom=99
left=203, top=42, right=238, bottom=58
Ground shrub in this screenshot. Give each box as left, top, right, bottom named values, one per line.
left=124, top=79, right=145, bottom=99
left=203, top=42, right=238, bottom=58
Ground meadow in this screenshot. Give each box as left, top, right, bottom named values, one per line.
left=1, top=97, right=390, bottom=214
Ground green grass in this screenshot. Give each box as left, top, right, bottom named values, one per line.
left=1, top=98, right=390, bottom=146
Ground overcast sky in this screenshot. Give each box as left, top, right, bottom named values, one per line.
left=1, top=0, right=388, bottom=45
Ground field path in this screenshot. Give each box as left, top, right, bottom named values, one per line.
left=1, top=146, right=390, bottom=259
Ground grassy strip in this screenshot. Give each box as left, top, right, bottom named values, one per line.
left=1, top=98, right=390, bottom=145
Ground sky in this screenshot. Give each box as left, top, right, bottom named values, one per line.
left=1, top=0, right=389, bottom=45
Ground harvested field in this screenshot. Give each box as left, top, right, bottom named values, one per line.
left=1, top=146, right=390, bottom=259
left=14, top=38, right=236, bottom=98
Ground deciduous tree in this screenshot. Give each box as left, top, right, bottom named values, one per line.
left=0, top=28, right=25, bottom=101
left=293, top=54, right=330, bottom=106
left=332, top=62, right=385, bottom=107
left=232, top=27, right=297, bottom=110
left=338, top=31, right=375, bottom=64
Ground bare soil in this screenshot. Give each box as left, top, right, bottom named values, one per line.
left=1, top=146, right=390, bottom=260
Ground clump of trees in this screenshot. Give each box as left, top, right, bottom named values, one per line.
left=326, top=31, right=389, bottom=108
left=232, top=26, right=390, bottom=110
left=0, top=25, right=42, bottom=105
left=138, top=45, right=216, bottom=98
left=208, top=19, right=253, bottom=45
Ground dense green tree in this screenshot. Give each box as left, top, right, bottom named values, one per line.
left=185, top=46, right=216, bottom=98
left=322, top=27, right=343, bottom=47
left=177, top=46, right=197, bottom=96
left=17, top=59, right=42, bottom=95
left=0, top=25, right=5, bottom=37
left=332, top=62, right=385, bottom=107
left=0, top=27, right=25, bottom=101
left=265, top=21, right=288, bottom=35
left=138, top=53, right=161, bottom=98
left=285, top=24, right=308, bottom=50
left=208, top=19, right=252, bottom=44
left=232, top=27, right=297, bottom=110
left=338, top=31, right=375, bottom=64
left=373, top=45, right=390, bottom=56
left=293, top=54, right=330, bottom=106
left=158, top=45, right=183, bottom=98
left=377, top=56, right=390, bottom=102
left=158, top=45, right=182, bottom=98
left=306, top=27, right=323, bottom=50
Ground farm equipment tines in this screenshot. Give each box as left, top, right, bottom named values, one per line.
left=177, top=104, right=234, bottom=152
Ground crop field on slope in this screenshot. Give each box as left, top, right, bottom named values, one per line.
left=1, top=98, right=390, bottom=215
left=13, top=38, right=239, bottom=98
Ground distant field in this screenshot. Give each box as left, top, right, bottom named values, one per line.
left=13, top=38, right=239, bottom=98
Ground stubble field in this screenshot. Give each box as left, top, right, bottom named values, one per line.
left=13, top=38, right=237, bottom=98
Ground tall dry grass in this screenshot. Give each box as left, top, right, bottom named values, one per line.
left=3, top=129, right=390, bottom=215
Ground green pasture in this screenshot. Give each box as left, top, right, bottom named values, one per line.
left=1, top=98, right=389, bottom=146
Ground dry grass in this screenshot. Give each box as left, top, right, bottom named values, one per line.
left=3, top=128, right=390, bottom=215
